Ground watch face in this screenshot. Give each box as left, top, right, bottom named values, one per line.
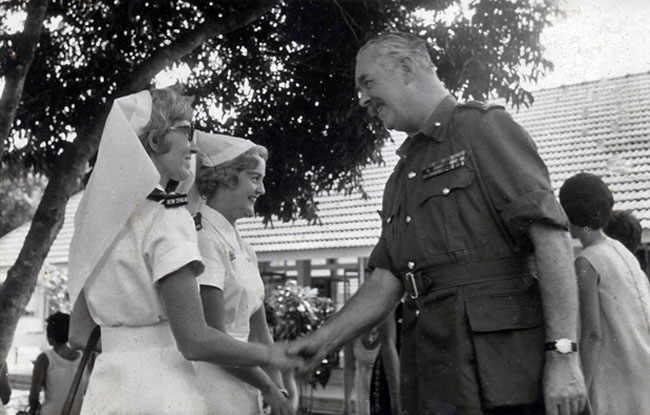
left=556, top=338, right=573, bottom=353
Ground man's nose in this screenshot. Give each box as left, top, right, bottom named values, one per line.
left=358, top=90, right=371, bottom=108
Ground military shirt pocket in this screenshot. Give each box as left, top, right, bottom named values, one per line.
left=465, top=288, right=544, bottom=409
left=418, top=167, right=475, bottom=205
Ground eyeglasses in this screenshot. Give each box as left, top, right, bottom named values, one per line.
left=169, top=122, right=195, bottom=142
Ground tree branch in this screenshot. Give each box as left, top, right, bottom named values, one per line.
left=0, top=0, right=278, bottom=367
left=0, top=0, right=48, bottom=155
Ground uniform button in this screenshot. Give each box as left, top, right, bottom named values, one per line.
left=415, top=310, right=420, bottom=317
left=386, top=217, right=392, bottom=224
left=434, top=122, right=442, bottom=127
left=406, top=215, right=412, bottom=223
left=442, top=187, right=450, bottom=195
left=407, top=261, right=415, bottom=269
left=407, top=171, right=416, bottom=179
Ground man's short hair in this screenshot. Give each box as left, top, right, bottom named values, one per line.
left=196, top=145, right=268, bottom=198
left=605, top=210, right=642, bottom=253
left=559, top=172, right=614, bottom=230
left=359, top=32, right=435, bottom=72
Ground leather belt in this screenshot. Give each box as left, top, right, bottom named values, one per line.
left=403, top=256, right=536, bottom=300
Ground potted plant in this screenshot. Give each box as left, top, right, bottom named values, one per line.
left=265, top=280, right=337, bottom=413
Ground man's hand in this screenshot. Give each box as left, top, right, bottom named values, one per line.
left=286, top=333, right=330, bottom=379
left=543, top=354, right=587, bottom=415
left=266, top=342, right=307, bottom=372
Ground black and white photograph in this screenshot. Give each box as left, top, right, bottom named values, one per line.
left=0, top=1, right=649, bottom=414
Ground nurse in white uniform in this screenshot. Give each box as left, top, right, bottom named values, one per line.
left=67, top=87, right=301, bottom=414
left=192, top=132, right=297, bottom=415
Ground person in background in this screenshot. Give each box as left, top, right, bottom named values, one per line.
left=604, top=209, right=642, bottom=254
left=369, top=303, right=401, bottom=415
left=28, top=312, right=89, bottom=415
left=341, top=327, right=380, bottom=415
left=191, top=131, right=295, bottom=415
left=559, top=172, right=650, bottom=415
left=0, top=360, right=11, bottom=415
left=67, top=87, right=300, bottom=414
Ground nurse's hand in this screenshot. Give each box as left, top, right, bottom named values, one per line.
left=261, top=384, right=295, bottom=415
left=543, top=353, right=587, bottom=415
left=266, top=342, right=305, bottom=373
left=285, top=333, right=329, bottom=379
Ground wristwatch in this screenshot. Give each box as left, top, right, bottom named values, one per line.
left=544, top=338, right=577, bottom=354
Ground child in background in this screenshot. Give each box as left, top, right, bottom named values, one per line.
left=29, top=312, right=90, bottom=415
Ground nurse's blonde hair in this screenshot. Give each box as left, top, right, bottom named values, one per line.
left=139, top=86, right=193, bottom=155
left=195, top=145, right=268, bottom=198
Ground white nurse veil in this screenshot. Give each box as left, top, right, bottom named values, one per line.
left=68, top=90, right=160, bottom=307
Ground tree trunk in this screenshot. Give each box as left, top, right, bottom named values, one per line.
left=0, top=0, right=48, bottom=154
left=0, top=1, right=276, bottom=366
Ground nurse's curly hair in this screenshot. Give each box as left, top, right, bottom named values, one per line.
left=559, top=172, right=614, bottom=230
left=196, top=145, right=268, bottom=199
left=139, top=85, right=193, bottom=155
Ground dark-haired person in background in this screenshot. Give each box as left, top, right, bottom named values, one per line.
left=29, top=312, right=91, bottom=415
left=559, top=173, right=650, bottom=415
left=604, top=210, right=642, bottom=254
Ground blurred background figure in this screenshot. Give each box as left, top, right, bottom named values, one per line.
left=560, top=173, right=650, bottom=415
left=0, top=360, right=10, bottom=415
left=604, top=209, right=647, bottom=275
left=369, top=303, right=401, bottom=415
left=28, top=312, right=90, bottom=415
left=341, top=327, right=380, bottom=415
left=604, top=209, right=643, bottom=257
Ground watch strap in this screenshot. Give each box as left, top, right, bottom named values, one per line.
left=544, top=340, right=577, bottom=352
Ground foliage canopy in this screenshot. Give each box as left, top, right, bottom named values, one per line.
left=1, top=0, right=558, bottom=222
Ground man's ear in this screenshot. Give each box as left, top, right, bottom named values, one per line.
left=400, top=56, right=416, bottom=84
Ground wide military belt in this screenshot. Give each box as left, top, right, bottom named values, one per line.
left=403, top=255, right=536, bottom=300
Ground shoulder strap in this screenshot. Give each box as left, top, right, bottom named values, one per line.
left=60, top=326, right=100, bottom=415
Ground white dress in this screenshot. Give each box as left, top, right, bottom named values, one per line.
left=194, top=205, right=266, bottom=415
left=80, top=199, right=207, bottom=414
left=577, top=238, right=650, bottom=415
left=40, top=349, right=89, bottom=415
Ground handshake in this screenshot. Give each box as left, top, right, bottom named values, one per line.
left=266, top=332, right=330, bottom=377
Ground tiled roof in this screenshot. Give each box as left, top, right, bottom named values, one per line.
left=1, top=71, right=649, bottom=268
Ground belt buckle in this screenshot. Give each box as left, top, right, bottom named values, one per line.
left=405, top=272, right=419, bottom=299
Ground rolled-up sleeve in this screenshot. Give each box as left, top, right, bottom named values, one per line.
left=368, top=233, right=395, bottom=273
left=368, top=175, right=398, bottom=275
left=470, top=109, right=568, bottom=242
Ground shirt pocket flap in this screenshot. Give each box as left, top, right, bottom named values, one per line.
left=465, top=289, right=543, bottom=332
left=418, top=168, right=475, bottom=205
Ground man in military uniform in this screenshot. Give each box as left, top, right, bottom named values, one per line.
left=290, top=32, right=586, bottom=415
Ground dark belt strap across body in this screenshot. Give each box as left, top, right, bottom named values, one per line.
left=60, top=326, right=100, bottom=415
left=403, top=255, right=536, bottom=299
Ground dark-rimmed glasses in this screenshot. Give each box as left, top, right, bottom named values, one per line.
left=170, top=122, right=195, bottom=142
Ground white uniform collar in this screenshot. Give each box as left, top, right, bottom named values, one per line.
left=199, top=204, right=242, bottom=253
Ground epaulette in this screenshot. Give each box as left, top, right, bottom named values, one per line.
left=193, top=212, right=203, bottom=231
left=457, top=101, right=504, bottom=112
